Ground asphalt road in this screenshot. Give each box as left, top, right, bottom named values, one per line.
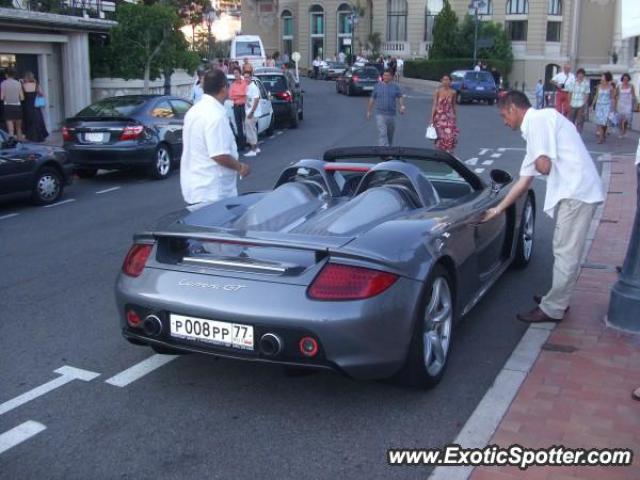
left=0, top=78, right=636, bottom=480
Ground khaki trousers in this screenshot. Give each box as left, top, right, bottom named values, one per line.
left=244, top=115, right=258, bottom=146
left=540, top=199, right=599, bottom=319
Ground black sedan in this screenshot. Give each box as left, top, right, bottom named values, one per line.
left=0, top=129, right=73, bottom=205
left=253, top=67, right=303, bottom=128
left=62, top=95, right=191, bottom=180
left=336, top=67, right=380, bottom=96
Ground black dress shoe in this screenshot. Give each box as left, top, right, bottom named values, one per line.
left=517, top=307, right=563, bottom=324
left=533, top=294, right=570, bottom=313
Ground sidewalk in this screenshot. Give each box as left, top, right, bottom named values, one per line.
left=470, top=154, right=640, bottom=479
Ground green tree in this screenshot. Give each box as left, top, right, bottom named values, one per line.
left=457, top=16, right=513, bottom=74
left=429, top=0, right=459, bottom=59
left=90, top=3, right=198, bottom=91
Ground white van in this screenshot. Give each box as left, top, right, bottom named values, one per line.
left=230, top=35, right=266, bottom=68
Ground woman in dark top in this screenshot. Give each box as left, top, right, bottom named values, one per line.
left=21, top=71, right=48, bottom=142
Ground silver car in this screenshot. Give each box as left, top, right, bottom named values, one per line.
left=115, top=147, right=536, bottom=388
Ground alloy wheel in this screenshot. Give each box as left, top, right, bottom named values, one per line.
left=423, top=277, right=453, bottom=377
left=156, top=147, right=171, bottom=176
left=522, top=201, right=535, bottom=261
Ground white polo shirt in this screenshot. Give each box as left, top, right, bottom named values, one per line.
left=180, top=94, right=239, bottom=205
left=552, top=71, right=575, bottom=91
left=244, top=81, right=261, bottom=116
left=519, top=108, right=604, bottom=216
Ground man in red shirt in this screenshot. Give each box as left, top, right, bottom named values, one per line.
left=228, top=66, right=247, bottom=150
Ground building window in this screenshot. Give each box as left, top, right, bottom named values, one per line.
left=474, top=0, right=493, bottom=15
left=506, top=0, right=528, bottom=15
left=310, top=5, right=325, bottom=61
left=506, top=20, right=527, bottom=41
left=387, top=0, right=407, bottom=42
left=548, top=0, right=561, bottom=15
left=337, top=4, right=353, bottom=57
left=281, top=10, right=293, bottom=56
left=546, top=21, right=561, bottom=42
left=635, top=36, right=640, bottom=57
left=424, top=0, right=443, bottom=42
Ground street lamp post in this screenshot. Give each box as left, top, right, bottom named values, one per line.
left=205, top=8, right=217, bottom=62
left=349, top=13, right=358, bottom=65
left=468, top=0, right=487, bottom=67
left=608, top=172, right=640, bottom=332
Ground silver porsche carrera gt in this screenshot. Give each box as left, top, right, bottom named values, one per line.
left=115, top=146, right=536, bottom=387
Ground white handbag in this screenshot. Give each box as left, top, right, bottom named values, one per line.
left=426, top=124, right=437, bottom=140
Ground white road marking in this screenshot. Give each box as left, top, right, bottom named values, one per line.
left=478, top=149, right=488, bottom=156
left=0, top=421, right=46, bottom=455
left=105, top=354, right=178, bottom=388
left=498, top=147, right=506, bottom=152
left=481, top=160, right=494, bottom=165
left=95, top=186, right=121, bottom=195
left=0, top=213, right=19, bottom=220
left=43, top=199, right=75, bottom=208
left=474, top=168, right=485, bottom=173
left=276, top=131, right=283, bottom=135
left=0, top=366, right=100, bottom=416
left=465, top=157, right=478, bottom=166
left=490, top=153, right=502, bottom=158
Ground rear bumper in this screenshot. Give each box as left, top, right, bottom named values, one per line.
left=352, top=83, right=376, bottom=94
left=115, top=268, right=423, bottom=380
left=272, top=102, right=294, bottom=119
left=459, top=90, right=497, bottom=101
left=66, top=143, right=157, bottom=169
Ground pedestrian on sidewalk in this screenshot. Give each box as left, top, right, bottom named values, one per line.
left=430, top=74, right=459, bottom=154
left=568, top=68, right=590, bottom=134
left=20, top=71, right=48, bottom=142
left=243, top=70, right=261, bottom=157
left=592, top=71, right=616, bottom=144
left=242, top=58, right=253, bottom=75
left=228, top=66, right=247, bottom=151
left=366, top=69, right=405, bottom=147
left=180, top=69, right=250, bottom=208
left=535, top=80, right=544, bottom=109
left=615, top=73, right=636, bottom=138
left=1, top=68, right=24, bottom=139
left=483, top=90, right=604, bottom=323
left=312, top=56, right=322, bottom=79
left=551, top=64, right=575, bottom=117
left=191, top=69, right=205, bottom=104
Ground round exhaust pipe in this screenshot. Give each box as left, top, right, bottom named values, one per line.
left=142, top=314, right=163, bottom=337
left=259, top=333, right=284, bottom=357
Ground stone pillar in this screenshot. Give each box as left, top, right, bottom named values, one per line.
left=37, top=53, right=50, bottom=131
left=61, top=32, right=91, bottom=117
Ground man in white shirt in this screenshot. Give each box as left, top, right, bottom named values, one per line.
left=338, top=51, right=346, bottom=64
left=243, top=70, right=261, bottom=157
left=483, top=91, right=604, bottom=323
left=180, top=69, right=251, bottom=207
left=551, top=64, right=575, bottom=117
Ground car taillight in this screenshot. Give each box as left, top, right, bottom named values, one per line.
left=308, top=263, right=398, bottom=301
left=122, top=244, right=153, bottom=277
left=62, top=126, right=73, bottom=142
left=120, top=125, right=144, bottom=141
left=274, top=91, right=293, bottom=102
left=352, top=75, right=360, bottom=82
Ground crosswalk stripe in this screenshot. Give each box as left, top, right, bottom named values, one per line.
left=105, top=354, right=178, bottom=388
left=0, top=421, right=46, bottom=455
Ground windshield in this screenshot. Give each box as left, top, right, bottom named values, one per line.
left=235, top=41, right=263, bottom=57
left=256, top=75, right=287, bottom=92
left=464, top=72, right=495, bottom=83
left=76, top=97, right=146, bottom=117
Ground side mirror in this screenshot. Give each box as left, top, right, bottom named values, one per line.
left=489, top=169, right=512, bottom=193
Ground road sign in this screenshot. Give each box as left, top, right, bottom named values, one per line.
left=291, top=51, right=301, bottom=62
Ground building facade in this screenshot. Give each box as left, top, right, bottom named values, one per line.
left=241, top=0, right=640, bottom=91
left=0, top=4, right=115, bottom=131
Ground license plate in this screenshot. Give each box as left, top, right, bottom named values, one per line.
left=85, top=132, right=106, bottom=143
left=363, top=86, right=373, bottom=91
left=170, top=313, right=254, bottom=350
left=476, top=86, right=485, bottom=90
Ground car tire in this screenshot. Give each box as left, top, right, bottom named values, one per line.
left=289, top=106, right=299, bottom=128
left=346, top=84, right=352, bottom=96
left=395, top=265, right=454, bottom=388
left=456, top=94, right=463, bottom=105
left=336, top=82, right=341, bottom=94
left=75, top=168, right=98, bottom=179
left=266, top=114, right=275, bottom=136
left=488, top=98, right=495, bottom=106
left=298, top=99, right=304, bottom=120
left=149, top=144, right=172, bottom=180
left=32, top=166, right=63, bottom=205
left=512, top=195, right=535, bottom=269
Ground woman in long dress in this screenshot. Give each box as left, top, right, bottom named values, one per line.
left=591, top=71, right=615, bottom=144
left=430, top=74, right=459, bottom=153
left=615, top=73, right=636, bottom=138
left=21, top=71, right=48, bottom=142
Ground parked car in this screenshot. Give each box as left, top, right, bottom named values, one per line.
left=0, top=129, right=73, bottom=205
left=336, top=66, right=380, bottom=96
left=319, top=61, right=347, bottom=80
left=253, top=67, right=303, bottom=128
left=115, top=146, right=536, bottom=388
left=451, top=70, right=498, bottom=105
left=230, top=35, right=266, bottom=69
left=225, top=75, right=275, bottom=137
left=63, top=95, right=191, bottom=180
